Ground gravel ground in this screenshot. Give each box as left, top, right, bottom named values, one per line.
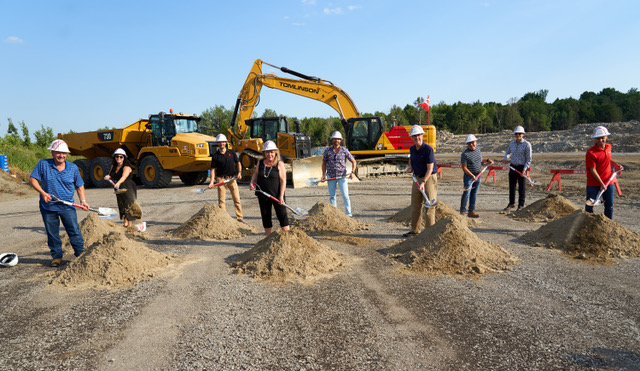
left=1, top=153, right=639, bottom=370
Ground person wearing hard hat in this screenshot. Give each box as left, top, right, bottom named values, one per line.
left=321, top=131, right=357, bottom=217
left=104, top=148, right=141, bottom=229
left=460, top=134, right=494, bottom=218
left=404, top=125, right=438, bottom=237
left=29, top=139, right=88, bottom=267
left=585, top=126, right=622, bottom=219
left=249, top=141, right=289, bottom=235
left=502, top=125, right=532, bottom=211
left=209, top=134, right=244, bottom=222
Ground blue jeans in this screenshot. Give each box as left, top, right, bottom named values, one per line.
left=40, top=208, right=84, bottom=259
left=328, top=177, right=352, bottom=217
left=460, top=174, right=481, bottom=213
left=585, top=185, right=614, bottom=219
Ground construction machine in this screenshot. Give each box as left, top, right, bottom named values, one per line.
left=228, top=59, right=436, bottom=187
left=59, top=110, right=218, bottom=188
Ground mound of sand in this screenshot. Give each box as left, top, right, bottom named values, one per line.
left=231, top=229, right=345, bottom=282
left=293, top=201, right=368, bottom=234
left=386, top=201, right=478, bottom=228
left=50, top=231, right=173, bottom=289
left=386, top=216, right=519, bottom=276
left=521, top=210, right=640, bottom=262
left=170, top=203, right=256, bottom=239
left=511, top=194, right=578, bottom=223
left=0, top=170, right=33, bottom=201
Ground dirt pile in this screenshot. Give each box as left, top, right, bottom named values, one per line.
left=170, top=203, right=256, bottom=239
left=521, top=210, right=640, bottom=262
left=50, top=231, right=173, bottom=289
left=386, top=216, right=519, bottom=276
left=60, top=213, right=123, bottom=250
left=294, top=201, right=369, bottom=234
left=386, top=201, right=478, bottom=227
left=511, top=194, right=578, bottom=222
left=0, top=170, right=33, bottom=201
left=231, top=229, right=345, bottom=282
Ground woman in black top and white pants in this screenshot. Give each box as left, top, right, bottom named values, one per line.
left=249, top=141, right=290, bottom=235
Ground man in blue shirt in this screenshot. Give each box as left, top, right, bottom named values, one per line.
left=29, top=139, right=89, bottom=267
left=321, top=131, right=357, bottom=217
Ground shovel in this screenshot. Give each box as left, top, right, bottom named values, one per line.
left=411, top=174, right=438, bottom=208
left=193, top=177, right=237, bottom=194
left=252, top=184, right=309, bottom=219
left=107, top=179, right=128, bottom=195
left=509, top=165, right=542, bottom=186
left=306, top=176, right=346, bottom=187
left=49, top=194, right=118, bottom=219
left=460, top=165, right=490, bottom=192
left=586, top=167, right=623, bottom=206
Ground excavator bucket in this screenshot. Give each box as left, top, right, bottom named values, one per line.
left=290, top=155, right=358, bottom=188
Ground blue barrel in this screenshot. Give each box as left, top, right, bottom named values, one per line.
left=0, top=155, right=8, bottom=173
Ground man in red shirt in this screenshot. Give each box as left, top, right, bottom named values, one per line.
left=585, top=126, right=622, bottom=219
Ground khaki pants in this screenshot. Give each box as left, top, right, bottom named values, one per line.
left=411, top=175, right=438, bottom=233
left=216, top=177, right=243, bottom=220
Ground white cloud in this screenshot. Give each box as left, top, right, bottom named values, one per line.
left=4, top=36, right=24, bottom=44
left=302, top=0, right=316, bottom=5
left=347, top=5, right=361, bottom=11
left=324, top=7, right=343, bottom=15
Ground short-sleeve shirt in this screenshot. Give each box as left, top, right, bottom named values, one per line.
left=211, top=149, right=239, bottom=178
left=322, top=146, right=354, bottom=178
left=410, top=143, right=437, bottom=177
left=461, top=148, right=482, bottom=175
left=586, top=143, right=612, bottom=187
left=30, top=159, right=84, bottom=211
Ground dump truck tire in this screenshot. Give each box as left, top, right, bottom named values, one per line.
left=139, top=156, right=173, bottom=188
left=89, top=157, right=112, bottom=188
left=179, top=171, right=208, bottom=186
left=74, top=159, right=93, bottom=187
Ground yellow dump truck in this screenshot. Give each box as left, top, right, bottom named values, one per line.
left=59, top=111, right=217, bottom=188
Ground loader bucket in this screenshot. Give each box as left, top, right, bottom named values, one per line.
left=290, top=155, right=358, bottom=188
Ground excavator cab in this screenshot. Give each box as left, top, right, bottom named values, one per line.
left=244, top=116, right=311, bottom=161
left=345, top=116, right=384, bottom=152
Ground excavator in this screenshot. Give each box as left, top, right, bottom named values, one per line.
left=227, top=59, right=436, bottom=187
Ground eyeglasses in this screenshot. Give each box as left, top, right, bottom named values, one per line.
left=115, top=155, right=124, bottom=159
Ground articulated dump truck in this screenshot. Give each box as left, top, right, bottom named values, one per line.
left=59, top=111, right=217, bottom=188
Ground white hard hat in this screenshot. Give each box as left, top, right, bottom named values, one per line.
left=591, top=125, right=611, bottom=138
left=262, top=140, right=278, bottom=152
left=465, top=134, right=478, bottom=144
left=513, top=126, right=525, bottom=134
left=113, top=148, right=127, bottom=157
left=48, top=139, right=70, bottom=153
left=330, top=131, right=343, bottom=140
left=409, top=125, right=425, bottom=136
left=0, top=253, right=18, bottom=267
left=215, top=133, right=228, bottom=142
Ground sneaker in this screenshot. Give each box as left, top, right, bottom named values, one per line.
left=51, top=258, right=62, bottom=267
left=503, top=204, right=515, bottom=211
left=402, top=231, right=417, bottom=238
left=516, top=205, right=524, bottom=211
left=468, top=211, right=480, bottom=218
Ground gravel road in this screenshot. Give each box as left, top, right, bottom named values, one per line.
left=1, top=153, right=639, bottom=370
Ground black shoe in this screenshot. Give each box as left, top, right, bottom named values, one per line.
left=516, top=205, right=524, bottom=211
left=402, top=231, right=417, bottom=238
left=503, top=204, right=515, bottom=211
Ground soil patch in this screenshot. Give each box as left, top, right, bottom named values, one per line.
left=50, top=231, right=174, bottom=289
left=510, top=193, right=578, bottom=223
left=231, top=228, right=345, bottom=283
left=386, top=201, right=479, bottom=228
left=293, top=201, right=369, bottom=234
left=521, top=210, right=640, bottom=262
left=170, top=203, right=256, bottom=240
left=385, top=216, right=519, bottom=276
left=59, top=213, right=124, bottom=250
left=0, top=170, right=33, bottom=201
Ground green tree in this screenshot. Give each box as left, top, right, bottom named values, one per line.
left=34, top=125, right=56, bottom=148
left=5, top=119, right=21, bottom=145
left=261, top=108, right=278, bottom=117
left=200, top=105, right=234, bottom=137
left=19, top=121, right=31, bottom=146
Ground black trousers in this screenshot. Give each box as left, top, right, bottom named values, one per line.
left=257, top=194, right=289, bottom=229
left=508, top=164, right=526, bottom=207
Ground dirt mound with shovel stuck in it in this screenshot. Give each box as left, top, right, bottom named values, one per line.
left=386, top=201, right=478, bottom=228
left=510, top=194, right=578, bottom=223
left=50, top=231, right=174, bottom=289
left=385, top=216, right=519, bottom=276
left=521, top=210, right=640, bottom=262
left=170, top=203, right=256, bottom=240
left=56, top=213, right=125, bottom=252
left=293, top=201, right=369, bottom=234
left=231, top=228, right=345, bottom=283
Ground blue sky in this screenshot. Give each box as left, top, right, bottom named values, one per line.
left=1, top=0, right=639, bottom=137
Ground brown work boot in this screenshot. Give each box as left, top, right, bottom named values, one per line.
left=503, top=204, right=515, bottom=211
left=50, top=258, right=62, bottom=267
left=468, top=211, right=480, bottom=218
left=460, top=212, right=466, bottom=216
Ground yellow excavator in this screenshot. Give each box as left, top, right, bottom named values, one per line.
left=228, top=59, right=436, bottom=187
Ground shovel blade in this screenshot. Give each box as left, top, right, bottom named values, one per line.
left=585, top=198, right=601, bottom=207
left=293, top=208, right=309, bottom=219
left=192, top=188, right=207, bottom=193
left=424, top=199, right=438, bottom=208
left=305, top=178, right=321, bottom=187
left=97, top=207, right=118, bottom=219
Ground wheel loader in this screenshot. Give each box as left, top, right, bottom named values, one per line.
left=59, top=110, right=218, bottom=188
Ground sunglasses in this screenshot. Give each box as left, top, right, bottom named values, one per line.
left=115, top=155, right=124, bottom=158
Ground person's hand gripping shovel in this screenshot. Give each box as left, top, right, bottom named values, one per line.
left=193, top=177, right=237, bottom=194
left=251, top=184, right=309, bottom=219
left=586, top=167, right=623, bottom=206
left=107, top=179, right=128, bottom=195
left=49, top=194, right=118, bottom=219
left=460, top=165, right=490, bottom=192
left=508, top=165, right=542, bottom=186
left=412, top=174, right=437, bottom=207
left=305, top=176, right=346, bottom=187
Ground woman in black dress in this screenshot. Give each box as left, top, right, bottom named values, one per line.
left=249, top=141, right=289, bottom=235
left=104, top=148, right=139, bottom=228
